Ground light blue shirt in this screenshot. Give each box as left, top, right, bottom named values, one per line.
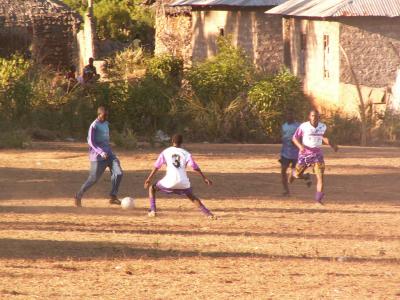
left=281, top=121, right=300, bottom=160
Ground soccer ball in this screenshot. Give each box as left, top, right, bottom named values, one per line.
left=121, top=197, right=135, bottom=210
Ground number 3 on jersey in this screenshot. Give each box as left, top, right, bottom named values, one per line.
left=172, top=154, right=181, bottom=168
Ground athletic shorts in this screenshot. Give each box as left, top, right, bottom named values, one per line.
left=154, top=181, right=193, bottom=197
left=279, top=156, right=297, bottom=168
left=295, top=161, right=325, bottom=176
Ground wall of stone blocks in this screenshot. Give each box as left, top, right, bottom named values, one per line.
left=255, top=13, right=283, bottom=73
left=154, top=2, right=192, bottom=66
left=0, top=0, right=81, bottom=69
left=339, top=17, right=400, bottom=88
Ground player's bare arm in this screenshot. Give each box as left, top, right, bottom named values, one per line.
left=322, top=136, right=339, bottom=152
left=292, top=136, right=305, bottom=153
left=193, top=168, right=213, bottom=185
left=144, top=168, right=159, bottom=189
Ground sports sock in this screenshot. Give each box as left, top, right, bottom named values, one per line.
left=315, top=191, right=324, bottom=202
left=150, top=196, right=156, bottom=212
left=199, top=203, right=212, bottom=216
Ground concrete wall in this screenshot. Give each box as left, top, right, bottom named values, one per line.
left=191, top=9, right=283, bottom=73
left=155, top=4, right=283, bottom=73
left=284, top=18, right=341, bottom=112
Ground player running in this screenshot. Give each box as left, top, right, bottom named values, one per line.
left=280, top=111, right=311, bottom=196
left=144, top=134, right=215, bottom=219
left=290, top=110, right=338, bottom=204
left=74, top=106, right=123, bottom=207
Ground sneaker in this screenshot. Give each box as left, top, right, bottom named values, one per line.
left=207, top=214, right=217, bottom=220
left=74, top=195, right=82, bottom=207
left=109, top=196, right=121, bottom=205
left=148, top=210, right=157, bottom=217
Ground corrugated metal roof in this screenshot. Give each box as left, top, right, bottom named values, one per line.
left=170, top=0, right=287, bottom=8
left=266, top=0, right=400, bottom=17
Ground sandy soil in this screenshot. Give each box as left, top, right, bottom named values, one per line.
left=0, top=142, right=399, bottom=299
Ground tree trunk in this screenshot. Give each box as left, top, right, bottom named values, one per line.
left=340, top=45, right=367, bottom=146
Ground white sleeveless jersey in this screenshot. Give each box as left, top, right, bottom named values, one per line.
left=154, top=146, right=198, bottom=189
left=295, top=121, right=327, bottom=149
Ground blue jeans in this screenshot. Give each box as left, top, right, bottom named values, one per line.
left=77, top=155, right=123, bottom=199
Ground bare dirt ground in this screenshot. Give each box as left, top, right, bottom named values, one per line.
left=0, top=142, right=399, bottom=299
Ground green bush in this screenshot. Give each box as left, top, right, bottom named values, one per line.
left=187, top=37, right=253, bottom=106
left=324, top=112, right=361, bottom=145
left=95, top=1, right=133, bottom=42
left=117, top=54, right=183, bottom=140
left=62, top=0, right=155, bottom=44
left=185, top=37, right=254, bottom=141
left=248, top=69, right=308, bottom=141
left=0, top=130, right=31, bottom=149
left=112, top=128, right=137, bottom=150
left=0, top=54, right=31, bottom=90
left=374, top=109, right=400, bottom=143
left=0, top=55, right=33, bottom=124
left=123, top=76, right=177, bottom=138
left=146, top=54, right=183, bottom=86
left=106, top=46, right=147, bottom=80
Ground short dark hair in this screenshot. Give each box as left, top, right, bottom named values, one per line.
left=172, top=134, right=183, bottom=146
left=309, top=109, right=320, bottom=115
left=97, top=106, right=108, bottom=115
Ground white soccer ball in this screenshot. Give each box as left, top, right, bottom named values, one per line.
left=121, top=197, right=135, bottom=210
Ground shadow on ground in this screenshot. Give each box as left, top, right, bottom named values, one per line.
left=0, top=221, right=399, bottom=242
left=1, top=167, right=400, bottom=204
left=1, top=238, right=399, bottom=265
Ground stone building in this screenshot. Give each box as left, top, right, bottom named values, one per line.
left=0, top=0, right=81, bottom=68
left=155, top=0, right=286, bottom=73
left=267, top=0, right=400, bottom=115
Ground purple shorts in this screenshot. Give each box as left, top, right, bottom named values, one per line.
left=155, top=182, right=193, bottom=197
left=298, top=151, right=324, bottom=167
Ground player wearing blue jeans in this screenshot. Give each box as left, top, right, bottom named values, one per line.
left=75, top=106, right=123, bottom=207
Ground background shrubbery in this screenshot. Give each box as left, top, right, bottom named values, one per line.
left=3, top=37, right=399, bottom=148
left=184, top=38, right=255, bottom=141
left=248, top=69, right=309, bottom=141
left=62, top=0, right=154, bottom=46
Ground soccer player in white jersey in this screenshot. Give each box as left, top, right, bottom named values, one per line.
left=144, top=134, right=215, bottom=218
left=290, top=110, right=338, bottom=204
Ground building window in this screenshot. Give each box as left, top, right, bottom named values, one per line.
left=219, top=28, right=225, bottom=37
left=323, top=34, right=330, bottom=79
left=300, top=33, right=307, bottom=75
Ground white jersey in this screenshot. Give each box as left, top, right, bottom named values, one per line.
left=154, top=146, right=199, bottom=189
left=294, top=121, right=327, bottom=149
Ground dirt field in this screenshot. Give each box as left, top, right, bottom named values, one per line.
left=0, top=142, right=399, bottom=299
